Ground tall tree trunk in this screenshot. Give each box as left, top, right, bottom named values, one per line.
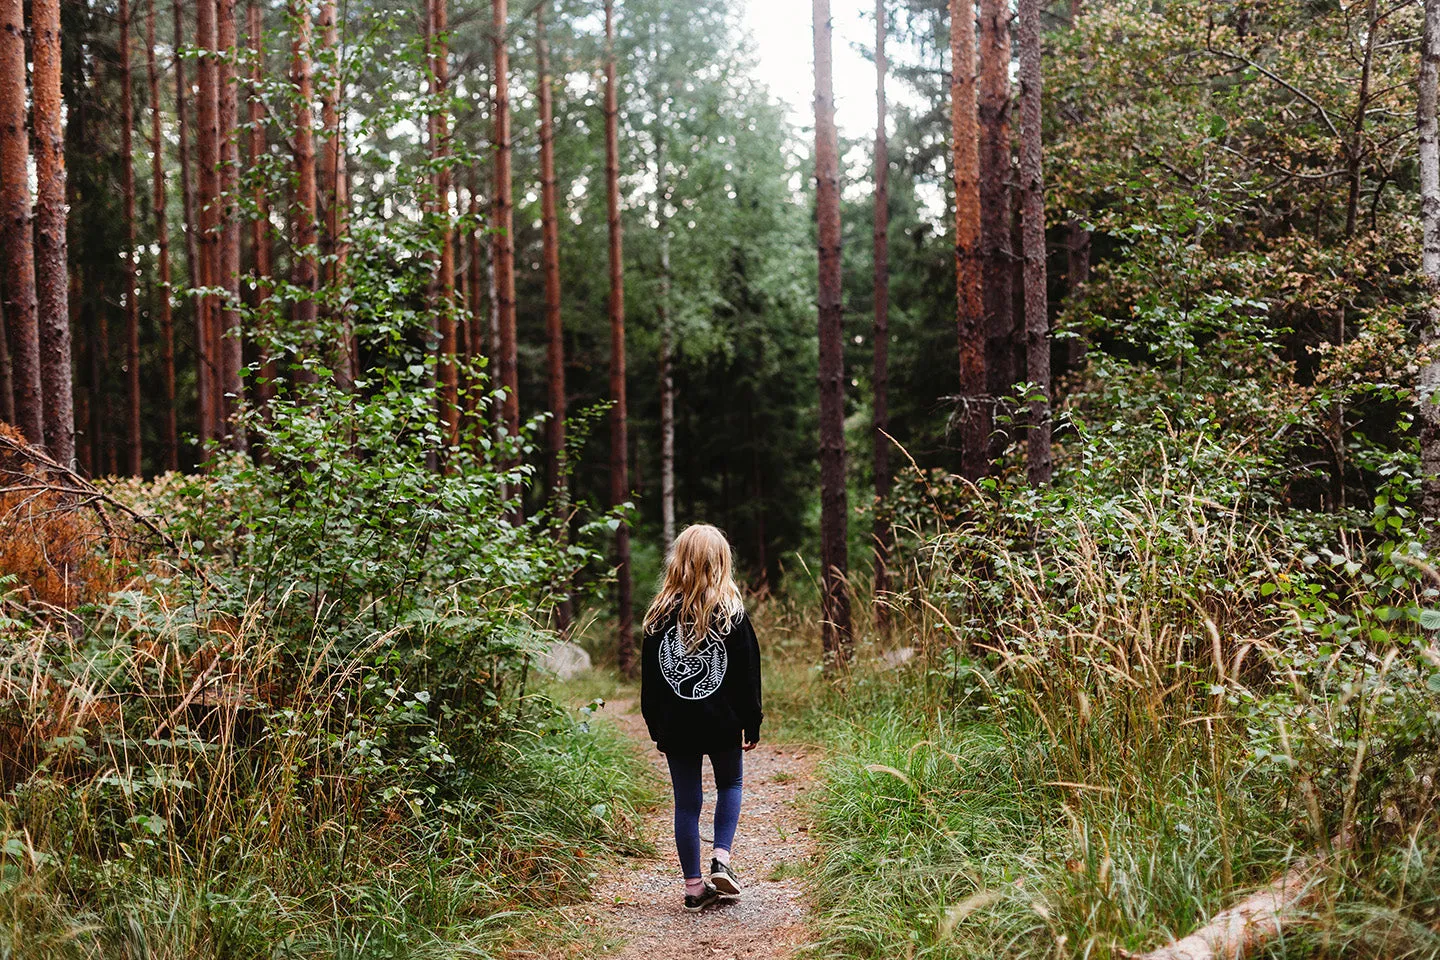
left=120, top=0, right=142, bottom=473
left=33, top=0, right=73, bottom=465
left=1418, top=0, right=1440, bottom=532
left=175, top=0, right=205, bottom=445
left=872, top=0, right=892, bottom=628
left=290, top=0, right=319, bottom=367
left=978, top=0, right=1010, bottom=438
left=429, top=0, right=457, bottom=448
left=537, top=5, right=570, bottom=632
left=604, top=0, right=635, bottom=676
left=196, top=0, right=220, bottom=446
left=654, top=102, right=676, bottom=553
left=537, top=1, right=566, bottom=500
left=493, top=0, right=519, bottom=444
left=248, top=0, right=275, bottom=412
left=0, top=294, right=12, bottom=426
left=466, top=178, right=483, bottom=379
left=319, top=0, right=354, bottom=392
left=952, top=0, right=986, bottom=480
left=814, top=0, right=852, bottom=670
left=218, top=0, right=244, bottom=449
left=147, top=0, right=177, bottom=470
left=1017, top=0, right=1051, bottom=485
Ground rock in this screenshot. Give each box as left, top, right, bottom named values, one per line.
left=879, top=646, right=916, bottom=668
left=538, top=641, right=592, bottom=679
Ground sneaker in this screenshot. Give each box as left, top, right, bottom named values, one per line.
left=710, top=858, right=742, bottom=896
left=684, top=883, right=723, bottom=913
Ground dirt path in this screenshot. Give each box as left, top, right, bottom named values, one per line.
left=573, top=698, right=818, bottom=959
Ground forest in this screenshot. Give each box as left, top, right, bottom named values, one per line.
left=1, top=0, right=1439, bottom=956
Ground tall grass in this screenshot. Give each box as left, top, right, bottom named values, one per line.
left=795, top=439, right=1440, bottom=958
left=0, top=583, right=654, bottom=959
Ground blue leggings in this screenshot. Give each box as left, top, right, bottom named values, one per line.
left=665, top=747, right=744, bottom=880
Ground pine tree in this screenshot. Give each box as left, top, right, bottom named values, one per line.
left=978, top=0, right=1012, bottom=420
left=814, top=0, right=852, bottom=669
left=147, top=0, right=178, bottom=470
left=493, top=0, right=519, bottom=443
left=952, top=0, right=986, bottom=481
left=0, top=0, right=40, bottom=445
left=290, top=0, right=319, bottom=366
left=537, top=0, right=565, bottom=502
left=429, top=0, right=457, bottom=446
left=196, top=0, right=220, bottom=445
left=872, top=0, right=892, bottom=628
left=218, top=0, right=244, bottom=448
left=120, top=0, right=141, bottom=473
left=33, top=0, right=74, bottom=465
left=605, top=0, right=635, bottom=676
left=1017, top=0, right=1051, bottom=485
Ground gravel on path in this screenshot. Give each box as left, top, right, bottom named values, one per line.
left=563, top=697, right=819, bottom=960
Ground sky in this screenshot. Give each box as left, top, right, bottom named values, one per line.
left=740, top=0, right=884, bottom=141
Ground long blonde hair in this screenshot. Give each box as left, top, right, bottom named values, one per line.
left=642, top=524, right=744, bottom=651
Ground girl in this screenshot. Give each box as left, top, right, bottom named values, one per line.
left=640, top=524, right=763, bottom=913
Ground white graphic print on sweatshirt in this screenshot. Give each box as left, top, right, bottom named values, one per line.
left=658, top=623, right=728, bottom=700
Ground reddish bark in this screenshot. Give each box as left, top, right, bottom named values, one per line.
left=320, top=0, right=355, bottom=392
left=248, top=0, right=275, bottom=410
left=147, top=0, right=178, bottom=470
left=218, top=0, right=244, bottom=448
left=1018, top=0, right=1051, bottom=485
left=290, top=0, right=319, bottom=361
left=872, top=0, right=892, bottom=626
left=0, top=0, right=39, bottom=444
left=952, top=0, right=987, bottom=480
left=32, top=0, right=73, bottom=465
left=604, top=0, right=634, bottom=675
left=175, top=0, right=205, bottom=444
left=120, top=0, right=141, bottom=473
left=979, top=0, right=1013, bottom=420
left=196, top=0, right=220, bottom=446
left=814, top=0, right=852, bottom=669
left=493, top=0, right=519, bottom=442
left=537, top=1, right=565, bottom=501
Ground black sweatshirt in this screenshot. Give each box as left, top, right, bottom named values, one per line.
left=640, top=608, right=763, bottom=754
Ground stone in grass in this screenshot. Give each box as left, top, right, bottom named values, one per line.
left=879, top=646, right=916, bottom=668
left=539, top=641, right=593, bottom=680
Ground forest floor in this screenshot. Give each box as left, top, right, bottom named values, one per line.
left=551, top=697, right=819, bottom=959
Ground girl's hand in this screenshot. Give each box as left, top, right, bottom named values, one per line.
left=742, top=740, right=757, bottom=752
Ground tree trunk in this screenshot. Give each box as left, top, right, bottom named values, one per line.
left=0, top=293, right=12, bottom=426
left=872, top=0, right=892, bottom=628
left=428, top=0, right=457, bottom=448
left=218, top=0, right=244, bottom=450
left=175, top=0, right=205, bottom=447
left=147, top=0, right=177, bottom=470
left=120, top=0, right=142, bottom=473
left=654, top=104, right=676, bottom=553
left=1418, top=0, right=1440, bottom=532
left=196, top=0, right=220, bottom=446
left=290, top=0, right=319, bottom=367
left=814, top=0, right=852, bottom=670
left=978, top=0, right=1011, bottom=437
left=493, top=0, right=519, bottom=447
left=952, top=0, right=986, bottom=480
left=537, top=1, right=566, bottom=502
left=319, top=0, right=354, bottom=393
left=32, top=0, right=73, bottom=466
left=604, top=0, right=635, bottom=676
left=1017, top=0, right=1051, bottom=485
left=248, top=0, right=275, bottom=413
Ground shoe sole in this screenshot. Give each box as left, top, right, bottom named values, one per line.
left=710, top=873, right=741, bottom=896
